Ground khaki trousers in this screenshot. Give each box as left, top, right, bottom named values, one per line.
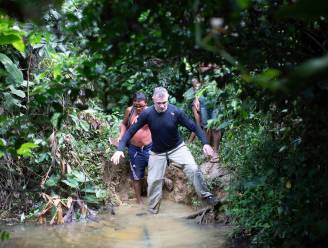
left=147, top=142, right=212, bottom=213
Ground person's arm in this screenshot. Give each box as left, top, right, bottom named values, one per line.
left=178, top=108, right=207, bottom=144
left=111, top=111, right=148, bottom=164
left=188, top=99, right=202, bottom=143
left=178, top=108, right=214, bottom=157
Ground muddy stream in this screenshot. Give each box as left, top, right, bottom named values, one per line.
left=0, top=199, right=231, bottom=248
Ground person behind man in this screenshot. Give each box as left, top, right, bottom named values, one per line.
left=113, top=92, right=152, bottom=205
left=185, top=77, right=202, bottom=144
left=191, top=78, right=221, bottom=163
left=111, top=87, right=220, bottom=214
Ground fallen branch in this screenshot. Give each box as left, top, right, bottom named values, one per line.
left=185, top=206, right=212, bottom=222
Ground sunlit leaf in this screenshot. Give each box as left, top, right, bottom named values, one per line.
left=17, top=142, right=39, bottom=157
left=9, top=85, right=25, bottom=98
left=0, top=138, right=6, bottom=147
left=29, top=32, right=43, bottom=45
left=53, top=64, right=61, bottom=79
left=12, top=39, right=25, bottom=52
left=79, top=120, right=89, bottom=132
left=71, top=170, right=90, bottom=182
left=0, top=34, right=21, bottom=45
left=51, top=112, right=62, bottom=129
left=138, top=9, right=150, bottom=23
left=62, top=178, right=79, bottom=188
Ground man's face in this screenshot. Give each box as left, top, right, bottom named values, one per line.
left=153, top=95, right=169, bottom=113
left=133, top=100, right=147, bottom=114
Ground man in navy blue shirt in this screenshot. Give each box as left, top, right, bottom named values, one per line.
left=111, top=87, right=219, bottom=213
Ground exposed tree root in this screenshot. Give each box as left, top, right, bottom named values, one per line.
left=185, top=206, right=213, bottom=224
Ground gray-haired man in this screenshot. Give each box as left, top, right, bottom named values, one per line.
left=111, top=87, right=219, bottom=214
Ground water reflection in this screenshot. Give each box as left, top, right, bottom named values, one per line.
left=0, top=200, right=231, bottom=248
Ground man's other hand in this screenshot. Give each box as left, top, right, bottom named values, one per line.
left=111, top=151, right=124, bottom=165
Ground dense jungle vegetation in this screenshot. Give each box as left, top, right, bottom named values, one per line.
left=1, top=0, right=328, bottom=247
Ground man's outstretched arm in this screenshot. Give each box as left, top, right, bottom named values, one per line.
left=110, top=111, right=147, bottom=164
left=177, top=109, right=215, bottom=157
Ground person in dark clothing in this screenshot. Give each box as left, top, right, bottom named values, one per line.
left=111, top=87, right=220, bottom=214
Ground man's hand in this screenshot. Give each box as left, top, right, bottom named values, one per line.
left=203, top=144, right=215, bottom=157
left=111, top=151, right=125, bottom=165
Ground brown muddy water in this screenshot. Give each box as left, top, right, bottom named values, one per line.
left=0, top=200, right=232, bottom=248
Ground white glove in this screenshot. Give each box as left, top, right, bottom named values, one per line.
left=111, top=151, right=125, bottom=165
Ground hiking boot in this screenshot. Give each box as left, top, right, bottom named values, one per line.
left=164, top=177, right=174, bottom=192
left=206, top=196, right=221, bottom=207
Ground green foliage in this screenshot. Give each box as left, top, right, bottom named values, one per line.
left=17, top=142, right=39, bottom=157
left=40, top=107, right=120, bottom=206
left=0, top=53, right=24, bottom=84
left=0, top=230, right=10, bottom=240
left=0, top=17, right=25, bottom=52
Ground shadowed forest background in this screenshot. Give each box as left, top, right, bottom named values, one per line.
left=0, top=0, right=328, bottom=247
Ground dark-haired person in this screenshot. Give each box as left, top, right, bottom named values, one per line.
left=111, top=87, right=220, bottom=214
left=113, top=92, right=152, bottom=205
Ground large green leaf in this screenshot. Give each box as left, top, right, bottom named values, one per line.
left=0, top=34, right=21, bottom=45
left=0, top=53, right=23, bottom=85
left=12, top=39, right=25, bottom=52
left=79, top=120, right=89, bottom=132
left=51, top=112, right=62, bottom=129
left=2, top=92, right=23, bottom=109
left=81, top=185, right=96, bottom=193
left=0, top=138, right=6, bottom=147
left=62, top=178, right=79, bottom=189
left=45, top=174, right=61, bottom=187
left=9, top=85, right=26, bottom=98
left=71, top=170, right=90, bottom=182
left=17, top=142, right=39, bottom=157
left=0, top=19, right=25, bottom=52
left=83, top=194, right=101, bottom=204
